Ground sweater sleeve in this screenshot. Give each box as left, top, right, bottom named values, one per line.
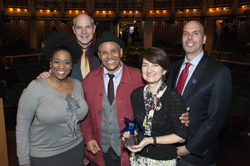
left=16, top=80, right=41, bottom=165
left=169, top=89, right=188, bottom=140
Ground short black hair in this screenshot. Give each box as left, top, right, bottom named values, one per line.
left=43, top=31, right=81, bottom=63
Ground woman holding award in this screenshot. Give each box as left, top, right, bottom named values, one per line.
left=122, top=47, right=188, bottom=166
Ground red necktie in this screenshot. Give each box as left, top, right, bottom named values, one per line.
left=176, top=62, right=191, bottom=94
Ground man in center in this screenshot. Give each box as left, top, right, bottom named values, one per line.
left=81, top=32, right=189, bottom=166
left=81, top=31, right=144, bottom=166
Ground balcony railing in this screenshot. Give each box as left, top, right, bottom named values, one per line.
left=3, top=0, right=28, bottom=7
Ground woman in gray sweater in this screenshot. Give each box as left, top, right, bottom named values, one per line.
left=16, top=32, right=88, bottom=166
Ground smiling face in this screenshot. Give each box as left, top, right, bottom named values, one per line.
left=98, top=41, right=123, bottom=73
left=142, top=58, right=167, bottom=87
left=50, top=50, right=72, bottom=82
left=182, top=21, right=206, bottom=60
left=72, top=14, right=96, bottom=48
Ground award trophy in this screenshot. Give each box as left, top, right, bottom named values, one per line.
left=120, top=117, right=140, bottom=148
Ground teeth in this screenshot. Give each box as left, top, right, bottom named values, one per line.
left=107, top=60, right=115, bottom=63
left=147, top=74, right=156, bottom=77
left=58, top=71, right=65, bottom=74
left=187, top=43, right=194, bottom=46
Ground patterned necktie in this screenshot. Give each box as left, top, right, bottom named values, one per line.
left=108, top=74, right=115, bottom=105
left=176, top=62, right=192, bottom=95
left=80, top=49, right=90, bottom=79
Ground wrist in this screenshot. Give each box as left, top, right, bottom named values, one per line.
left=152, top=136, right=157, bottom=146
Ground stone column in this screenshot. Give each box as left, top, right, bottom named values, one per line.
left=204, top=19, right=216, bottom=55
left=29, top=20, right=38, bottom=50
left=144, top=21, right=153, bottom=49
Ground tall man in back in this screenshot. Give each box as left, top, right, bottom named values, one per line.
left=39, top=13, right=101, bottom=81
left=166, top=20, right=232, bottom=166
left=71, top=14, right=101, bottom=81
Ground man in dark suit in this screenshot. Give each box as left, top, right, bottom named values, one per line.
left=166, top=20, right=232, bottom=166
left=38, top=14, right=101, bottom=81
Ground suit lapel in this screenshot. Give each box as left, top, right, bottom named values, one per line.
left=169, top=60, right=183, bottom=88
left=182, top=55, right=208, bottom=101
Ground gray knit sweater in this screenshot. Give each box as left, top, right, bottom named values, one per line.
left=16, top=78, right=88, bottom=165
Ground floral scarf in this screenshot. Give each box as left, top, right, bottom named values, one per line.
left=143, top=83, right=167, bottom=136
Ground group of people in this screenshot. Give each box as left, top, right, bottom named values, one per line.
left=15, top=13, right=232, bottom=166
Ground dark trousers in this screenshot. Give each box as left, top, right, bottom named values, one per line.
left=177, top=158, right=216, bottom=166
left=89, top=148, right=120, bottom=166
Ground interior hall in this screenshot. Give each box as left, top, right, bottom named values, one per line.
left=0, top=0, right=250, bottom=166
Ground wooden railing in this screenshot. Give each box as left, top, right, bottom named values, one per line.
left=175, top=0, right=203, bottom=8
left=5, top=53, right=43, bottom=65
left=0, top=98, right=9, bottom=166
left=3, top=0, right=28, bottom=7
left=213, top=0, right=234, bottom=6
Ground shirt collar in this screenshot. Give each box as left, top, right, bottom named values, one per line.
left=103, top=61, right=123, bottom=78
left=183, top=50, right=204, bottom=67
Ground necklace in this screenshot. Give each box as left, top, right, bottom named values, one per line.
left=50, top=76, right=70, bottom=91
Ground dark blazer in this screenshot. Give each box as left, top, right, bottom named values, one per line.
left=166, top=54, right=232, bottom=165
left=71, top=54, right=100, bottom=82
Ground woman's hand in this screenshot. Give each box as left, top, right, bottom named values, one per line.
left=84, top=156, right=89, bottom=166
left=122, top=131, right=131, bottom=141
left=128, top=137, right=152, bottom=153
left=122, top=130, right=138, bottom=142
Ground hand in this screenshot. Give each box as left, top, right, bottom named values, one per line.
left=180, top=107, right=190, bottom=127
left=86, top=140, right=100, bottom=155
left=36, top=69, right=51, bottom=79
left=122, top=131, right=131, bottom=141
left=122, top=130, right=138, bottom=141
left=84, top=156, right=89, bottom=166
left=176, top=145, right=190, bottom=158
left=128, top=137, right=151, bottom=153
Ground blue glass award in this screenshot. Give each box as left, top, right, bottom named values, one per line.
left=120, top=117, right=140, bottom=148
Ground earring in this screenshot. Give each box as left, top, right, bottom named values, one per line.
left=162, top=74, right=166, bottom=82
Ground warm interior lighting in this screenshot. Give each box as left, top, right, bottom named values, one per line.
left=150, top=11, right=152, bottom=13
left=194, top=9, right=196, bottom=11
left=76, top=10, right=78, bottom=13
left=157, top=11, right=159, bottom=13
left=10, top=8, right=13, bottom=11
left=82, top=11, right=84, bottom=13
left=136, top=11, right=138, bottom=14
left=47, top=10, right=50, bottom=12
left=17, top=9, right=20, bottom=12
left=163, top=10, right=166, bottom=13
left=209, top=9, right=212, bottom=11
left=40, top=10, right=42, bottom=12
left=124, top=11, right=126, bottom=13
left=216, top=8, right=219, bottom=10
left=103, top=11, right=106, bottom=14
left=186, top=9, right=189, bottom=11
left=224, top=8, right=226, bottom=10
left=54, top=10, right=56, bottom=12
left=70, top=10, right=72, bottom=13
left=134, top=20, right=136, bottom=23
left=25, top=9, right=27, bottom=11
left=96, top=11, right=99, bottom=13
left=109, top=11, right=111, bottom=13
left=242, top=6, right=245, bottom=8
left=130, top=11, right=132, bottom=14
left=220, top=20, right=223, bottom=23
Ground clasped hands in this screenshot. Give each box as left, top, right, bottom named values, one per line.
left=122, top=130, right=151, bottom=153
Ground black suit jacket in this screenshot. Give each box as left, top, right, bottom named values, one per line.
left=166, top=54, right=232, bottom=165
left=70, top=42, right=101, bottom=82
left=71, top=54, right=100, bottom=82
